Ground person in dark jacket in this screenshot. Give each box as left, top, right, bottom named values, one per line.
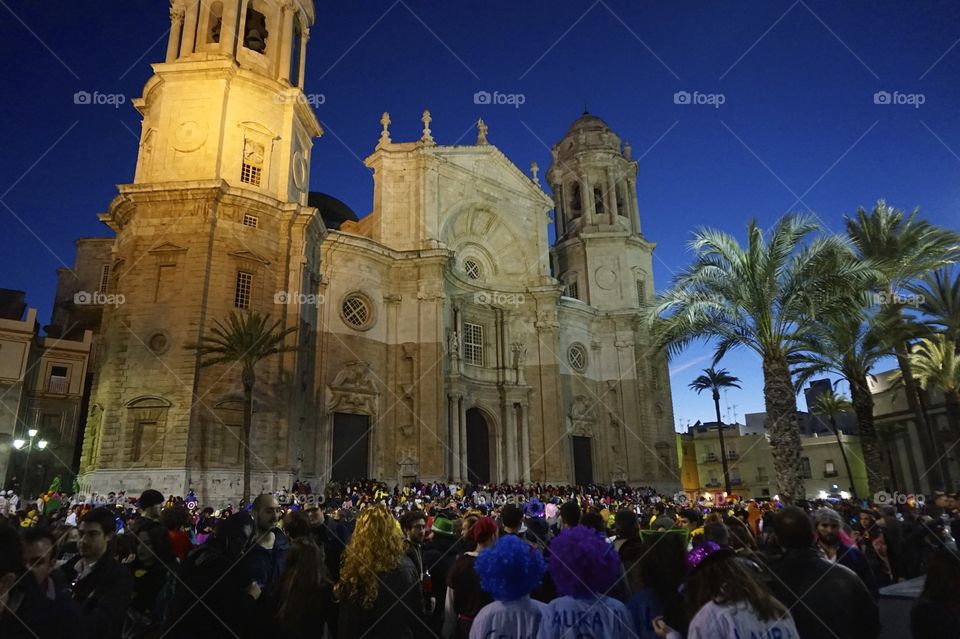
left=813, top=508, right=878, bottom=595
left=336, top=504, right=422, bottom=639
left=245, top=493, right=289, bottom=598
left=768, top=506, right=880, bottom=639
left=63, top=507, right=134, bottom=639
left=271, top=537, right=335, bottom=639
left=0, top=523, right=74, bottom=639
left=910, top=546, right=960, bottom=638
left=424, top=516, right=460, bottom=634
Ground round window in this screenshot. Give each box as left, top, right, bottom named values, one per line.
left=568, top=343, right=587, bottom=372
left=341, top=293, right=373, bottom=329
left=463, top=259, right=482, bottom=280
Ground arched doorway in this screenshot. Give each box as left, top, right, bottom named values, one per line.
left=466, top=408, right=491, bottom=484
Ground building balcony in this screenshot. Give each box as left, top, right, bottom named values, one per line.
left=727, top=451, right=738, bottom=459
left=823, top=470, right=839, bottom=478
left=704, top=481, right=721, bottom=488
left=731, top=478, right=742, bottom=486
left=755, top=475, right=769, bottom=482
left=46, top=377, right=68, bottom=394
left=703, top=453, right=717, bottom=462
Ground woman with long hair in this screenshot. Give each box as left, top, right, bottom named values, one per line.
left=911, top=547, right=960, bottom=638
left=654, top=542, right=798, bottom=639
left=335, top=503, right=421, bottom=639
left=272, top=537, right=334, bottom=639
left=626, top=531, right=687, bottom=639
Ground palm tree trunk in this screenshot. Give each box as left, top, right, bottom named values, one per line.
left=849, top=375, right=884, bottom=495
left=895, top=341, right=945, bottom=489
left=830, top=415, right=857, bottom=499
left=763, top=354, right=805, bottom=502
left=242, top=369, right=255, bottom=503
left=919, top=389, right=952, bottom=489
left=713, top=390, right=732, bottom=496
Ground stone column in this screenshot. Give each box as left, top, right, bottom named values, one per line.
left=606, top=169, right=618, bottom=223
left=220, top=0, right=240, bottom=56
left=519, top=403, right=531, bottom=482
left=628, top=177, right=641, bottom=235
left=166, top=6, right=185, bottom=62
left=278, top=2, right=295, bottom=82
left=459, top=396, right=468, bottom=480
left=449, top=393, right=462, bottom=482
left=298, top=29, right=309, bottom=88
left=580, top=177, right=592, bottom=220
left=180, top=0, right=200, bottom=56
left=505, top=401, right=518, bottom=482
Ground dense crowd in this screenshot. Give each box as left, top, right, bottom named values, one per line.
left=0, top=479, right=958, bottom=638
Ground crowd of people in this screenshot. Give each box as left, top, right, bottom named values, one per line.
left=0, top=478, right=958, bottom=638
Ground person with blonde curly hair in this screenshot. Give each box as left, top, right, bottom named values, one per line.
left=335, top=503, right=422, bottom=639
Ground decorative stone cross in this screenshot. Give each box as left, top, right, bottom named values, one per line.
left=378, top=112, right=391, bottom=146
left=530, top=161, right=539, bottom=185
left=624, top=141, right=632, bottom=160
left=476, top=118, right=488, bottom=145
left=421, top=110, right=434, bottom=144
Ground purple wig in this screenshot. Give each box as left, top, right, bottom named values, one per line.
left=474, top=535, right=546, bottom=601
left=548, top=525, right=621, bottom=598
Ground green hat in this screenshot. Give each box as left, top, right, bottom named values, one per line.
left=431, top=517, right=455, bottom=536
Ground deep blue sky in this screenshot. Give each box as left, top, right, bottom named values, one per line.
left=1, top=1, right=958, bottom=429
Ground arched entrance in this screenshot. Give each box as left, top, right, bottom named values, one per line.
left=466, top=408, right=491, bottom=484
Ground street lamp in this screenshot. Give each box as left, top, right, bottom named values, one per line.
left=13, top=429, right=48, bottom=497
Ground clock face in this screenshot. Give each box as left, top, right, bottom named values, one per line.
left=595, top=266, right=618, bottom=290
left=172, top=119, right=207, bottom=152
left=292, top=150, right=307, bottom=190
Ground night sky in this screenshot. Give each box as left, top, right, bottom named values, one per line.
left=1, top=1, right=958, bottom=429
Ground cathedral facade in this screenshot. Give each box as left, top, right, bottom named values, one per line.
left=72, top=0, right=679, bottom=503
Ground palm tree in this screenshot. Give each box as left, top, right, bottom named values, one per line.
left=845, top=201, right=960, bottom=488
left=186, top=311, right=297, bottom=502
left=791, top=295, right=888, bottom=494
left=811, top=390, right=858, bottom=498
left=689, top=367, right=741, bottom=495
left=651, top=213, right=874, bottom=502
left=910, top=335, right=960, bottom=444
left=907, top=267, right=960, bottom=353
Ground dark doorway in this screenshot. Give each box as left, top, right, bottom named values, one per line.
left=572, top=436, right=593, bottom=485
left=331, top=413, right=370, bottom=481
left=466, top=408, right=491, bottom=484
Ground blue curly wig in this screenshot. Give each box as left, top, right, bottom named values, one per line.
left=548, top=525, right=620, bottom=598
left=474, top=535, right=546, bottom=601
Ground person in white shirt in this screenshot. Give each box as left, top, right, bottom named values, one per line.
left=469, top=534, right=548, bottom=639
left=654, top=542, right=799, bottom=639
left=541, top=525, right=632, bottom=639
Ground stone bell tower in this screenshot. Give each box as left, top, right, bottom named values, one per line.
left=79, top=0, right=325, bottom=503
left=546, top=113, right=655, bottom=311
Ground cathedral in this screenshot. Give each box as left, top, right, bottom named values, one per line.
left=62, top=0, right=678, bottom=503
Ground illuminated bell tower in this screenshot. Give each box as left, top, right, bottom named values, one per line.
left=79, top=1, right=325, bottom=502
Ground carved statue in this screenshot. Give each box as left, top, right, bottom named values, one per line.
left=449, top=330, right=461, bottom=358
left=476, top=118, right=488, bottom=145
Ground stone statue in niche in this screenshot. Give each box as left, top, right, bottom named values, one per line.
left=449, top=330, right=461, bottom=358
left=511, top=341, right=526, bottom=385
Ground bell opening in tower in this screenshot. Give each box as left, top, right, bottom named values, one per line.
left=244, top=5, right=268, bottom=54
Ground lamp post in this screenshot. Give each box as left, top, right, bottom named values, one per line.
left=12, top=429, right=48, bottom=498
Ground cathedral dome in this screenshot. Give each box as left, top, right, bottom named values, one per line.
left=556, top=112, right=622, bottom=158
